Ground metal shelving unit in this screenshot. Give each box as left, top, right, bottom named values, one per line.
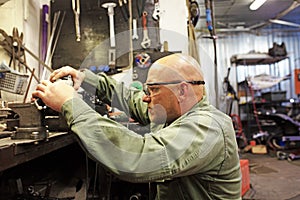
left=230, top=53, right=291, bottom=138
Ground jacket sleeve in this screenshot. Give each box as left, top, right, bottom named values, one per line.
left=62, top=97, right=172, bottom=182
left=61, top=97, right=230, bottom=183
left=80, top=69, right=150, bottom=125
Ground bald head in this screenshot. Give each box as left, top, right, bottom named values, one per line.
left=145, top=54, right=205, bottom=122
left=147, top=53, right=204, bottom=83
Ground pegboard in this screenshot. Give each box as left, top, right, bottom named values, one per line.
left=51, top=0, right=161, bottom=70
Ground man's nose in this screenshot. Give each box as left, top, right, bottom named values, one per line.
left=142, top=95, right=151, bottom=103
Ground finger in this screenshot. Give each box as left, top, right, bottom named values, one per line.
left=73, top=82, right=81, bottom=90
left=32, top=90, right=44, bottom=99
left=51, top=71, right=66, bottom=82
left=41, top=80, right=51, bottom=86
left=50, top=67, right=65, bottom=81
left=50, top=66, right=74, bottom=82
left=36, top=82, right=48, bottom=92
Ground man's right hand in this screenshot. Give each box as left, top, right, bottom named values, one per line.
left=32, top=80, right=76, bottom=112
left=50, top=66, right=85, bottom=90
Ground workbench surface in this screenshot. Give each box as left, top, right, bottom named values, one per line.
left=0, top=132, right=76, bottom=172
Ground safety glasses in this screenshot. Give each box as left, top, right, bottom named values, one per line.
left=143, top=80, right=205, bottom=96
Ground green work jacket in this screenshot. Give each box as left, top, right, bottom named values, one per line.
left=62, top=70, right=242, bottom=200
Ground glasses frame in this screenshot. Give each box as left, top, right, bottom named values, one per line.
left=143, top=80, right=205, bottom=96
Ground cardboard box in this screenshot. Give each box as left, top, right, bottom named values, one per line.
left=240, top=159, right=250, bottom=196
left=251, top=144, right=267, bottom=154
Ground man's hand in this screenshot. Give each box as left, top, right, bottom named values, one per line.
left=50, top=66, right=85, bottom=90
left=32, top=80, right=76, bottom=112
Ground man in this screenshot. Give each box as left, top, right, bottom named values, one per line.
left=32, top=53, right=241, bottom=199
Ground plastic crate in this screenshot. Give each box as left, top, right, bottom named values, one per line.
left=0, top=72, right=29, bottom=94
left=240, top=159, right=250, bottom=196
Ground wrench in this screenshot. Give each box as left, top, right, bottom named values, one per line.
left=141, top=11, right=151, bottom=49
left=152, top=0, right=160, bottom=21
left=132, top=18, right=139, bottom=40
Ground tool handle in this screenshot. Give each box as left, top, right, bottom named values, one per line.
left=142, top=11, right=148, bottom=29
left=75, top=14, right=80, bottom=42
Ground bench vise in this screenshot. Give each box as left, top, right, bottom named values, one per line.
left=6, top=102, right=68, bottom=140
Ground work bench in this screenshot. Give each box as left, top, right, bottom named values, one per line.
left=0, top=132, right=76, bottom=172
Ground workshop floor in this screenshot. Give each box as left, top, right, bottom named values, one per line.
left=241, top=152, right=300, bottom=200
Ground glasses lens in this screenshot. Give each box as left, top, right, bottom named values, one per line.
left=143, top=84, right=150, bottom=96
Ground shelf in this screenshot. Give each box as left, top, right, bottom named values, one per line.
left=230, top=53, right=288, bottom=65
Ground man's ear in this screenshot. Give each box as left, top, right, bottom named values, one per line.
left=178, top=83, right=188, bottom=102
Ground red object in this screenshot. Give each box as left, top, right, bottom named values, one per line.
left=294, top=69, right=300, bottom=95
left=240, top=159, right=250, bottom=196
left=250, top=140, right=256, bottom=146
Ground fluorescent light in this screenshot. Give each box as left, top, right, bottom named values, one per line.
left=269, top=19, right=300, bottom=28
left=249, top=0, right=267, bottom=10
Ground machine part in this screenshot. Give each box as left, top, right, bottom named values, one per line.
left=7, top=75, right=70, bottom=140
left=119, top=0, right=129, bottom=21
left=72, top=0, right=81, bottom=42
left=129, top=193, right=142, bottom=200
left=288, top=153, right=300, bottom=161
left=276, top=151, right=287, bottom=160
left=8, top=102, right=44, bottom=128
left=102, top=2, right=117, bottom=48
left=152, top=0, right=160, bottom=20
left=132, top=18, right=139, bottom=40
left=141, top=11, right=151, bottom=49
left=34, top=98, right=47, bottom=110
left=8, top=102, right=48, bottom=140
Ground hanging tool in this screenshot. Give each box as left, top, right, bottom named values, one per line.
left=102, top=2, right=117, bottom=48
left=102, top=2, right=117, bottom=68
left=12, top=27, right=24, bottom=72
left=136, top=0, right=146, bottom=17
left=132, top=19, right=139, bottom=40
left=119, top=0, right=129, bottom=21
left=0, top=28, right=26, bottom=72
left=152, top=0, right=162, bottom=51
left=72, top=0, right=81, bottom=42
left=189, top=0, right=200, bottom=27
left=0, top=28, right=48, bottom=82
left=152, top=0, right=160, bottom=21
left=141, top=11, right=151, bottom=49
